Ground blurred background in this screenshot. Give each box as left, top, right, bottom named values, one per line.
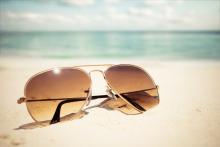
left=0, top=1, right=220, bottom=147
left=0, top=0, right=219, bottom=60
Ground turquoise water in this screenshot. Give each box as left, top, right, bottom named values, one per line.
left=0, top=31, right=220, bottom=60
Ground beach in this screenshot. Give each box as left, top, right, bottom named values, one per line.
left=1, top=0, right=219, bottom=146
left=0, top=57, right=220, bottom=147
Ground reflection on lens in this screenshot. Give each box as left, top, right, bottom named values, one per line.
left=25, top=68, right=91, bottom=121
left=105, top=65, right=159, bottom=114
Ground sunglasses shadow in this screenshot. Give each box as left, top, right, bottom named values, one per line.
left=14, top=111, right=88, bottom=130
left=14, top=98, right=127, bottom=130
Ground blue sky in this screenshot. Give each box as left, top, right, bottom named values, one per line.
left=0, top=0, right=219, bottom=31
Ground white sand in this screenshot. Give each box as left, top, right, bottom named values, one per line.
left=0, top=57, right=220, bottom=147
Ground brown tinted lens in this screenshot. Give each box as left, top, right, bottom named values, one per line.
left=105, top=65, right=159, bottom=114
left=25, top=68, right=91, bottom=121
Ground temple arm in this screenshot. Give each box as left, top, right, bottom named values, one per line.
left=17, top=86, right=158, bottom=124
left=49, top=95, right=109, bottom=124
left=17, top=95, right=109, bottom=104
left=49, top=87, right=158, bottom=124
left=49, top=93, right=148, bottom=124
left=17, top=87, right=158, bottom=104
left=120, top=94, right=146, bottom=111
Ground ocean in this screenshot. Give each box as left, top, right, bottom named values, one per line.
left=0, top=31, right=220, bottom=60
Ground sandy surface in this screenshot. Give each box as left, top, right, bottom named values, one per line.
left=0, top=57, right=220, bottom=147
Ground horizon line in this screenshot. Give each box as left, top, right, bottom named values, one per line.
left=1, top=30, right=220, bottom=33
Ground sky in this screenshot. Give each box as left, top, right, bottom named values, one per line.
left=0, top=0, right=219, bottom=31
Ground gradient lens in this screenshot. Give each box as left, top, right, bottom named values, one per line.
left=105, top=65, right=159, bottom=114
left=25, top=68, right=91, bottom=121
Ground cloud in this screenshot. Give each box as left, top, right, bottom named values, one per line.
left=105, top=0, right=122, bottom=4
left=128, top=6, right=187, bottom=24
left=144, top=0, right=185, bottom=5
left=144, top=0, right=167, bottom=6
left=1, top=12, right=72, bottom=24
left=0, top=0, right=219, bottom=31
left=61, top=0, right=95, bottom=6
left=0, top=7, right=195, bottom=31
left=0, top=11, right=95, bottom=31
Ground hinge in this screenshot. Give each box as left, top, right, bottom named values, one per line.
left=17, top=97, right=26, bottom=104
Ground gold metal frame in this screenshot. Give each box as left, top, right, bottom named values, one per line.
left=17, top=64, right=159, bottom=124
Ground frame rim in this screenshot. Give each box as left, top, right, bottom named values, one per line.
left=24, top=67, right=92, bottom=122
left=22, top=64, right=159, bottom=122
left=103, top=64, right=159, bottom=114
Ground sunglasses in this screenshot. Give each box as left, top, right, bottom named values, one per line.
left=17, top=64, right=159, bottom=126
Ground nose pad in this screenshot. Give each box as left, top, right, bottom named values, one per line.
left=106, top=86, right=117, bottom=100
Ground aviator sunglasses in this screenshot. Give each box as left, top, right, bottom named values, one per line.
left=17, top=64, right=159, bottom=126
